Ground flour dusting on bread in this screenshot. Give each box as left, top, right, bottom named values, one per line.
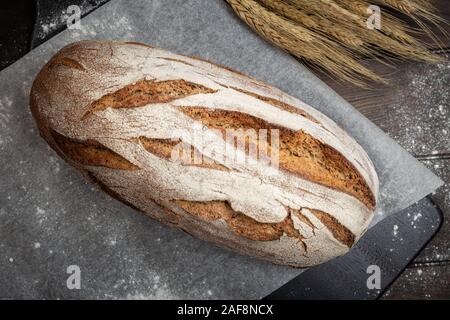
left=30, top=40, right=378, bottom=267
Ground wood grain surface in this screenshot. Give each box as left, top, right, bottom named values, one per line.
left=318, top=0, right=450, bottom=299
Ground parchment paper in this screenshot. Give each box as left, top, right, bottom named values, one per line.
left=0, top=0, right=443, bottom=299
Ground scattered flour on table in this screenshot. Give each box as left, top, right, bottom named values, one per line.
left=37, top=14, right=65, bottom=40
left=0, top=96, right=13, bottom=129
left=35, top=207, right=47, bottom=224
left=381, top=58, right=450, bottom=155
left=106, top=236, right=117, bottom=246
left=41, top=22, right=57, bottom=36
left=393, top=224, right=399, bottom=237
left=36, top=0, right=103, bottom=40
left=380, top=58, right=450, bottom=261
left=124, top=287, right=178, bottom=300
left=0, top=96, right=14, bottom=148
left=100, top=266, right=180, bottom=300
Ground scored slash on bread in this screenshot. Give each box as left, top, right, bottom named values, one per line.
left=30, top=40, right=378, bottom=267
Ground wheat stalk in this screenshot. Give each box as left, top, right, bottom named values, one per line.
left=225, top=0, right=445, bottom=86
left=257, top=0, right=367, bottom=51
left=290, top=0, right=440, bottom=61
left=226, top=0, right=385, bottom=86
left=375, top=0, right=448, bottom=45
left=333, top=0, right=418, bottom=44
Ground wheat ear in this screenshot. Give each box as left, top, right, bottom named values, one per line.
left=225, top=0, right=445, bottom=86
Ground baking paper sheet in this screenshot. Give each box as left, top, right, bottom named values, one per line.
left=0, top=0, right=443, bottom=299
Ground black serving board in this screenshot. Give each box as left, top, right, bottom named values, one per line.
left=0, top=0, right=443, bottom=300
left=265, top=197, right=443, bottom=299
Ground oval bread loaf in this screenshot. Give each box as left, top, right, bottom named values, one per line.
left=30, top=40, right=379, bottom=267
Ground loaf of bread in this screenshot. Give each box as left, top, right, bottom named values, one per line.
left=30, top=40, right=378, bottom=267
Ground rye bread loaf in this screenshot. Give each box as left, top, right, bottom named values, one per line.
left=30, top=40, right=379, bottom=267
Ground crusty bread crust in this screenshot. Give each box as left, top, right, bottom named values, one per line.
left=30, top=40, right=379, bottom=267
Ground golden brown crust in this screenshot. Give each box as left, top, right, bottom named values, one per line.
left=179, top=107, right=375, bottom=208
left=174, top=200, right=303, bottom=242
left=87, top=171, right=142, bottom=211
left=310, top=209, right=355, bottom=247
left=139, top=137, right=229, bottom=171
left=124, top=41, right=155, bottom=48
left=47, top=56, right=86, bottom=71
left=230, top=86, right=319, bottom=123
left=174, top=200, right=354, bottom=248
left=50, top=129, right=139, bottom=170
left=83, top=79, right=216, bottom=119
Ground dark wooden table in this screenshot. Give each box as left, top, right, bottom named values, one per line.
left=317, top=0, right=450, bottom=299
left=0, top=0, right=448, bottom=299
